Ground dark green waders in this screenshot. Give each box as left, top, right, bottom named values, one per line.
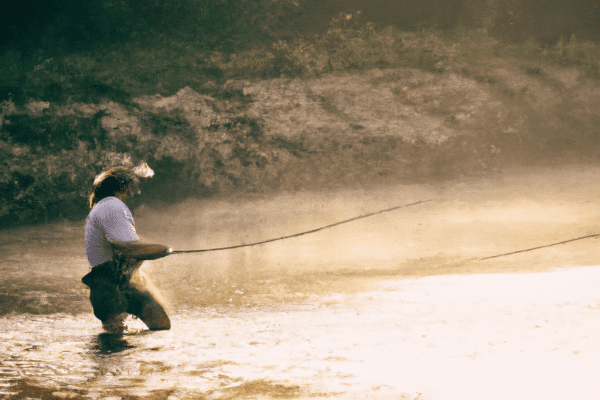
left=81, top=259, right=170, bottom=331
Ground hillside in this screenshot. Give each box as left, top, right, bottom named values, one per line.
left=1, top=29, right=599, bottom=227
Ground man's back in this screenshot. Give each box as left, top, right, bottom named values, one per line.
left=84, top=196, right=139, bottom=267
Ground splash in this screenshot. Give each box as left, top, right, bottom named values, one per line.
left=133, top=162, right=155, bottom=178
left=130, top=267, right=171, bottom=315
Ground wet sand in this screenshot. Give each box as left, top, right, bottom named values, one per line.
left=2, top=165, right=600, bottom=399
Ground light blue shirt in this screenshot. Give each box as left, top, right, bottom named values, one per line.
left=85, top=196, right=140, bottom=267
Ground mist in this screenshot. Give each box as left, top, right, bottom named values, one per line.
left=2, top=1, right=600, bottom=398
left=114, top=164, right=600, bottom=312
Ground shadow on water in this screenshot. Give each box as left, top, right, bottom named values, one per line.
left=6, top=381, right=87, bottom=400
left=93, top=332, right=135, bottom=354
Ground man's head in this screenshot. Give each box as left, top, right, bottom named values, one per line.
left=89, top=167, right=141, bottom=209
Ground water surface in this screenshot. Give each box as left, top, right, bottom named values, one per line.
left=3, top=166, right=600, bottom=399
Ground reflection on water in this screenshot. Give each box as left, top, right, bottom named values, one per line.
left=94, top=333, right=136, bottom=354
left=4, top=266, right=600, bottom=400
left=0, top=306, right=375, bottom=399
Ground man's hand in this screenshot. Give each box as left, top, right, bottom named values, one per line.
left=112, top=241, right=173, bottom=260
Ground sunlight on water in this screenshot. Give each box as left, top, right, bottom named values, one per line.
left=3, top=166, right=600, bottom=399
left=3, top=267, right=600, bottom=399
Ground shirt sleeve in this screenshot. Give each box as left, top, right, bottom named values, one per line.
left=99, top=199, right=140, bottom=244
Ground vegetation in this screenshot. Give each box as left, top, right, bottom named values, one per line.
left=1, top=1, right=599, bottom=228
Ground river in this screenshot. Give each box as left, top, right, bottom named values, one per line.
left=2, top=165, right=600, bottom=399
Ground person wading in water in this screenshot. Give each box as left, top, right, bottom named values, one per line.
left=82, top=166, right=172, bottom=333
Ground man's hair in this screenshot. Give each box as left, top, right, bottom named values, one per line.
left=89, top=167, right=140, bottom=209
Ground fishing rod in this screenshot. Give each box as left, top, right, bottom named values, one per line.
left=168, top=197, right=597, bottom=260
left=170, top=199, right=433, bottom=254
left=479, top=233, right=600, bottom=261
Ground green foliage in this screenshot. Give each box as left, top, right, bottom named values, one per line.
left=0, top=51, right=23, bottom=87
left=204, top=22, right=453, bottom=79
left=1, top=22, right=600, bottom=229
left=8, top=23, right=600, bottom=106
left=143, top=111, right=194, bottom=139
left=2, top=112, right=108, bottom=151
left=2, top=0, right=309, bottom=56
left=546, top=36, right=600, bottom=78
left=0, top=141, right=95, bottom=227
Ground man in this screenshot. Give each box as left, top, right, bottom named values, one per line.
left=82, top=166, right=172, bottom=333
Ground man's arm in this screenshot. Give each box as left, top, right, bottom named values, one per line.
left=112, top=241, right=173, bottom=260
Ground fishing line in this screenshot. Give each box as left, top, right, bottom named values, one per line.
left=171, top=199, right=433, bottom=254
left=479, top=233, right=600, bottom=261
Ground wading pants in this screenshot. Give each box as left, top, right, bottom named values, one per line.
left=81, top=261, right=170, bottom=330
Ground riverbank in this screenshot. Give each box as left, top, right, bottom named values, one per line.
left=2, top=29, right=600, bottom=229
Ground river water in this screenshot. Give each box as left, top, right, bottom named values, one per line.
left=2, top=166, right=600, bottom=400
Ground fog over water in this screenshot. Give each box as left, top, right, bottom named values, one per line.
left=2, top=1, right=600, bottom=398
left=3, top=165, right=600, bottom=399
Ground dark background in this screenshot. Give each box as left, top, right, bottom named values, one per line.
left=2, top=0, right=599, bottom=55
left=1, top=0, right=599, bottom=229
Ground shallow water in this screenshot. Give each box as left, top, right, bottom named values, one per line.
left=2, top=165, right=600, bottom=399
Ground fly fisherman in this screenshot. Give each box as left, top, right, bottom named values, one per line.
left=82, top=166, right=172, bottom=333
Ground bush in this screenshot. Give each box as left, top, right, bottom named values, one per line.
left=2, top=23, right=600, bottom=229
